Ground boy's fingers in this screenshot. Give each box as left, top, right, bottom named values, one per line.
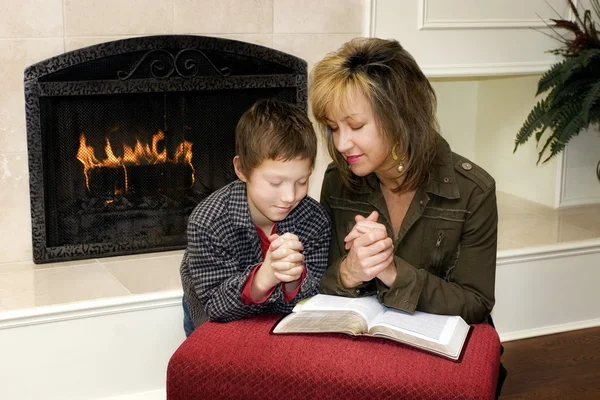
left=271, top=245, right=303, bottom=260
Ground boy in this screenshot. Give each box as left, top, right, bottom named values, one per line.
left=180, top=98, right=331, bottom=335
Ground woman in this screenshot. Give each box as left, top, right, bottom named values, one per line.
left=310, top=37, right=498, bottom=326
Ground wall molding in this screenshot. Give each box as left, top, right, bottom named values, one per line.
left=421, top=60, right=553, bottom=77
left=497, top=238, right=600, bottom=265
left=367, top=0, right=376, bottom=37
left=418, top=0, right=571, bottom=30
left=500, top=317, right=600, bottom=342
left=0, top=289, right=183, bottom=330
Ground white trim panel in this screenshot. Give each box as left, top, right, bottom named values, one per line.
left=493, top=241, right=600, bottom=340
left=418, top=0, right=570, bottom=30
left=422, top=61, right=553, bottom=78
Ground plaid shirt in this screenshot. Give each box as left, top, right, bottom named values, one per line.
left=180, top=180, right=331, bottom=326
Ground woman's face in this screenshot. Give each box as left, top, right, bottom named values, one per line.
left=325, top=91, right=392, bottom=177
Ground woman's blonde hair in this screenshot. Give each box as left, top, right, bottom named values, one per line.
left=309, top=37, right=439, bottom=192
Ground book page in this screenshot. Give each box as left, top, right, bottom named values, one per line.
left=370, top=309, right=454, bottom=342
left=294, top=295, right=384, bottom=324
left=273, top=311, right=367, bottom=335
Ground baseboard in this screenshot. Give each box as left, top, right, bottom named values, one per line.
left=500, top=318, right=600, bottom=342
left=558, top=197, right=600, bottom=208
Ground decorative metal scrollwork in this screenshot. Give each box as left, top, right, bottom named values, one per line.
left=117, top=48, right=231, bottom=80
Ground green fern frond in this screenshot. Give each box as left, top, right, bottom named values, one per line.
left=547, top=77, right=595, bottom=105
left=544, top=140, right=568, bottom=163
left=537, top=135, right=555, bottom=164
left=539, top=102, right=587, bottom=163
left=559, top=54, right=586, bottom=83
left=535, top=125, right=549, bottom=142
left=514, top=100, right=548, bottom=152
left=581, top=80, right=600, bottom=121
left=581, top=48, right=600, bottom=66
left=537, top=59, right=569, bottom=95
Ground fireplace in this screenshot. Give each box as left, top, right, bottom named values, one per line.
left=25, top=35, right=307, bottom=263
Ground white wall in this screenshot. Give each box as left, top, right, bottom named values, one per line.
left=474, top=75, right=559, bottom=207
left=430, top=79, right=479, bottom=160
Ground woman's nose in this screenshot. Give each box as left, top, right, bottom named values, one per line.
left=335, top=128, right=353, bottom=153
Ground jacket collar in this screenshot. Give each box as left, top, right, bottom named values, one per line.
left=229, top=180, right=255, bottom=230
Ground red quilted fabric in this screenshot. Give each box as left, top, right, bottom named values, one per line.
left=167, top=314, right=500, bottom=400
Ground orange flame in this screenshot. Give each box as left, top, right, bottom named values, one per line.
left=76, top=130, right=195, bottom=194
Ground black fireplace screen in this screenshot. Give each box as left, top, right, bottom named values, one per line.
left=25, top=35, right=307, bottom=263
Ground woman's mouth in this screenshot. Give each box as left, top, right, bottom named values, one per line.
left=346, top=155, right=363, bottom=164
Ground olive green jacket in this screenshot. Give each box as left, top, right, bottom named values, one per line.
left=319, top=136, right=497, bottom=324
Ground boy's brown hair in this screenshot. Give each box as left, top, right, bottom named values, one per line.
left=310, top=37, right=439, bottom=193
left=235, top=98, right=317, bottom=176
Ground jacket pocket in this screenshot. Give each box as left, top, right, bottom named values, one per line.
left=425, top=220, right=462, bottom=279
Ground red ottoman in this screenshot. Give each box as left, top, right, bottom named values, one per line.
left=167, top=314, right=500, bottom=400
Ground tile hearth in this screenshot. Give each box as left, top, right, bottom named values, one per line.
left=1, top=191, right=599, bottom=314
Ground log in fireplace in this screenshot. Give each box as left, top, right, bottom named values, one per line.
left=24, top=35, right=307, bottom=263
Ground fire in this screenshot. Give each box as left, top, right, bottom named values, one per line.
left=77, top=130, right=195, bottom=194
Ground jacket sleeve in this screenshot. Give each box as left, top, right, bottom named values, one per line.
left=186, top=219, right=278, bottom=322
left=378, top=186, right=498, bottom=324
left=318, top=170, right=377, bottom=297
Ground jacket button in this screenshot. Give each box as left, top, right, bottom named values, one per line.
left=443, top=177, right=449, bottom=183
left=462, top=162, right=472, bottom=170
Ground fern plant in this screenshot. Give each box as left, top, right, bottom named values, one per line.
left=514, top=0, right=600, bottom=167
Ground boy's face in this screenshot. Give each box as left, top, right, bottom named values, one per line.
left=234, top=157, right=312, bottom=231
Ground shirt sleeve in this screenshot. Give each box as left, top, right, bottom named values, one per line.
left=281, top=266, right=307, bottom=301
left=378, top=186, right=498, bottom=324
left=240, top=263, right=277, bottom=305
left=186, top=219, right=280, bottom=322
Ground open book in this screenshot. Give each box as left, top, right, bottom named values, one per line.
left=273, top=294, right=471, bottom=360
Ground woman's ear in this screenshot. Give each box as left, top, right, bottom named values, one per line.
left=232, top=156, right=248, bottom=182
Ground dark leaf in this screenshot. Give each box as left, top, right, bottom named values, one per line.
left=581, top=80, right=600, bottom=121
left=537, top=59, right=568, bottom=95
left=515, top=100, right=548, bottom=152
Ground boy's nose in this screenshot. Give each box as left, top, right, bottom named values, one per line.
left=280, top=186, right=295, bottom=204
